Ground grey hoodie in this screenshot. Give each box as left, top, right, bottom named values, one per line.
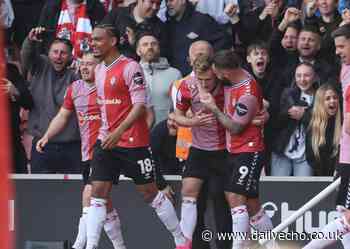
left=140, top=57, right=182, bottom=126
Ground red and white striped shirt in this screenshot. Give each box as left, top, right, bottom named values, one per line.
left=63, top=80, right=100, bottom=161
left=95, top=55, right=149, bottom=148
left=224, top=72, right=264, bottom=154
left=176, top=76, right=226, bottom=151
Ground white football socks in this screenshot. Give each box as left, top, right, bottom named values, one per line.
left=72, top=207, right=89, bottom=249
left=179, top=196, right=197, bottom=241
left=104, top=209, right=126, bottom=249
left=86, top=198, right=107, bottom=249
left=150, top=191, right=186, bottom=246
left=231, top=205, right=250, bottom=249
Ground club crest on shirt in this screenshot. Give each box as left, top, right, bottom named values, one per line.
left=133, top=72, right=144, bottom=85
left=57, top=27, right=71, bottom=40
left=110, top=76, right=117, bottom=87
left=80, top=37, right=90, bottom=53
left=236, top=103, right=248, bottom=116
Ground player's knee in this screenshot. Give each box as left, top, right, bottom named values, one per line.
left=247, top=198, right=261, bottom=216
left=82, top=185, right=92, bottom=205
left=91, top=181, right=110, bottom=198
left=141, top=189, right=157, bottom=203
left=226, top=192, right=247, bottom=208
left=181, top=185, right=200, bottom=198
left=83, top=184, right=92, bottom=197
left=137, top=185, right=158, bottom=203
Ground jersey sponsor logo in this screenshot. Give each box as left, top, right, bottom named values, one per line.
left=97, top=98, right=122, bottom=105
left=236, top=103, right=248, bottom=116
left=133, top=72, right=144, bottom=85
left=77, top=111, right=101, bottom=125
left=110, top=76, right=117, bottom=87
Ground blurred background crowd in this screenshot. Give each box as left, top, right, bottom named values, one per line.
left=1, top=0, right=348, bottom=177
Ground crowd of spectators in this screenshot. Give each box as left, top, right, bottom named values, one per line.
left=1, top=0, right=349, bottom=177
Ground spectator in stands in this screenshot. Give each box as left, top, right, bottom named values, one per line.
left=270, top=7, right=301, bottom=70
left=244, top=41, right=276, bottom=173
left=193, top=0, right=238, bottom=24
left=99, top=0, right=134, bottom=11
left=21, top=27, right=81, bottom=173
left=165, top=0, right=232, bottom=75
left=102, top=0, right=167, bottom=59
left=278, top=25, right=337, bottom=93
left=136, top=32, right=182, bottom=127
left=268, top=8, right=301, bottom=129
left=1, top=62, right=33, bottom=173
left=37, top=0, right=105, bottom=57
left=226, top=0, right=285, bottom=50
left=305, top=83, right=341, bottom=176
left=339, top=0, right=350, bottom=14
left=305, top=0, right=342, bottom=65
left=151, top=112, right=181, bottom=177
left=245, top=41, right=272, bottom=101
left=271, top=62, right=318, bottom=176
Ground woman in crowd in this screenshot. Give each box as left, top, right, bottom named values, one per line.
left=271, top=62, right=319, bottom=176
left=305, top=83, right=341, bottom=176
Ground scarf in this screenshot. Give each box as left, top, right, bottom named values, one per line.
left=56, top=0, right=92, bottom=58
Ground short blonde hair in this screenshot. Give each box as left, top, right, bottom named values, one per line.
left=193, top=54, right=213, bottom=74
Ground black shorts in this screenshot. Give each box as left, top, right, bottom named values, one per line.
left=90, top=140, right=154, bottom=185
left=182, top=147, right=227, bottom=180
left=336, top=164, right=350, bottom=209
left=82, top=160, right=118, bottom=185
left=225, top=151, right=265, bottom=198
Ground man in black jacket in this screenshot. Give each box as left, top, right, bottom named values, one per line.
left=304, top=0, right=342, bottom=65
left=101, top=0, right=167, bottom=59
left=37, top=0, right=105, bottom=55
left=269, top=7, right=301, bottom=72
left=270, top=25, right=338, bottom=113
left=165, top=0, right=232, bottom=75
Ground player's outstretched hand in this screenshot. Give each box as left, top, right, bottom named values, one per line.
left=36, top=136, right=48, bottom=153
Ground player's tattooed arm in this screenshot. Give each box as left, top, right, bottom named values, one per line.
left=211, top=107, right=245, bottom=134
left=201, top=92, right=258, bottom=135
